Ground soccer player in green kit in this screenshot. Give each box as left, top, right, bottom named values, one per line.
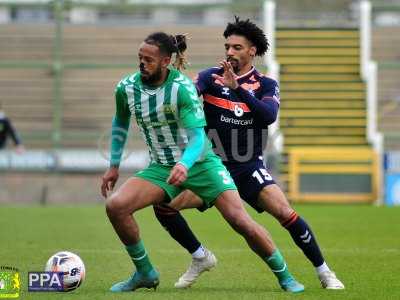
left=101, top=32, right=304, bottom=293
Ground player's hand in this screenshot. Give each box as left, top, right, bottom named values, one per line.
left=101, top=167, right=119, bottom=198
left=212, top=60, right=239, bottom=90
left=167, top=163, right=188, bottom=187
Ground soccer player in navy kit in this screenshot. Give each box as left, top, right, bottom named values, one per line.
left=153, top=17, right=345, bottom=290
left=0, top=103, right=24, bottom=153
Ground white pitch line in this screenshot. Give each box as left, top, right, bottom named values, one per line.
left=51, top=247, right=400, bottom=254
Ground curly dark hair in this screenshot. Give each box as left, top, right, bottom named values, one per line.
left=223, top=16, right=269, bottom=56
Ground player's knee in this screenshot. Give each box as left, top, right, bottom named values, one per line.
left=229, top=213, right=256, bottom=236
left=153, top=204, right=178, bottom=220
left=105, top=193, right=128, bottom=219
left=261, top=187, right=294, bottom=223
left=238, top=222, right=259, bottom=240
left=274, top=204, right=295, bottom=224
left=105, top=195, right=117, bottom=218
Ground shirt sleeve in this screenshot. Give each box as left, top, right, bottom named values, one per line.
left=261, top=79, right=280, bottom=105
left=114, top=83, right=131, bottom=125
left=110, top=83, right=131, bottom=167
left=194, top=69, right=210, bottom=95
left=177, top=83, right=207, bottom=129
left=178, top=127, right=206, bottom=170
left=234, top=79, right=280, bottom=125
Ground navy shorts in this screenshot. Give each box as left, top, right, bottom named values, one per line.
left=225, top=158, right=275, bottom=213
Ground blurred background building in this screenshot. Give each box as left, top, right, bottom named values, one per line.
left=0, top=0, right=399, bottom=205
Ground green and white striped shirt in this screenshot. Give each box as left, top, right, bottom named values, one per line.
left=114, top=68, right=209, bottom=166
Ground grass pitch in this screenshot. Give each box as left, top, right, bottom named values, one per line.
left=1, top=204, right=399, bottom=300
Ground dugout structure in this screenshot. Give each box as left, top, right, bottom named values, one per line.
left=288, top=147, right=380, bottom=203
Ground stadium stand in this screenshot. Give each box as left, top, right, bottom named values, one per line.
left=0, top=24, right=53, bottom=147
left=4, top=24, right=398, bottom=150
left=1, top=9, right=400, bottom=204
left=0, top=24, right=225, bottom=149
left=61, top=25, right=226, bottom=147
left=372, top=27, right=400, bottom=148
left=276, top=27, right=379, bottom=203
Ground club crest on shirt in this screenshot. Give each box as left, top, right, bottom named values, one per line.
left=163, top=105, right=175, bottom=114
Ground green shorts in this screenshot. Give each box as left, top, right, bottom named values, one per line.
left=135, top=153, right=237, bottom=210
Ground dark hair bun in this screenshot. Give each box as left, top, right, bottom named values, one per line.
left=172, top=34, right=187, bottom=53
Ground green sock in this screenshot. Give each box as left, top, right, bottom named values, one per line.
left=125, top=240, right=154, bottom=275
left=264, top=249, right=293, bottom=283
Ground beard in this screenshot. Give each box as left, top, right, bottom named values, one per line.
left=227, top=57, right=240, bottom=73
left=140, top=66, right=163, bottom=85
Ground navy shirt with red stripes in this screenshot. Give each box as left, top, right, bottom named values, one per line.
left=195, top=66, right=280, bottom=165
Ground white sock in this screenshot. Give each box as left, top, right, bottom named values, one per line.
left=191, top=245, right=206, bottom=259
left=316, top=262, right=331, bottom=274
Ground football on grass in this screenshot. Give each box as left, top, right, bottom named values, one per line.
left=44, top=251, right=85, bottom=291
